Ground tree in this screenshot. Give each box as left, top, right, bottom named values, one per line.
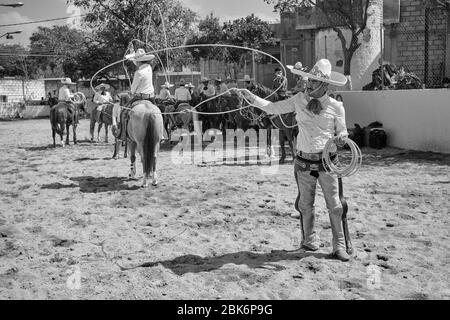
left=29, top=25, right=86, bottom=79
left=186, top=13, right=276, bottom=78
left=69, top=0, right=198, bottom=72
left=189, top=13, right=276, bottom=61
left=264, top=0, right=382, bottom=89
left=0, top=44, right=37, bottom=78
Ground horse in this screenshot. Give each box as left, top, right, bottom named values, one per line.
left=194, top=92, right=220, bottom=133
left=49, top=93, right=87, bottom=147
left=164, top=102, right=193, bottom=135
left=247, top=82, right=297, bottom=163
left=90, top=103, right=114, bottom=143
left=215, top=93, right=250, bottom=132
left=111, top=94, right=164, bottom=187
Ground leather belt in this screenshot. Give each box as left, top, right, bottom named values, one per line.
left=296, top=150, right=337, bottom=161
left=296, top=150, right=323, bottom=161
left=135, top=93, right=154, bottom=99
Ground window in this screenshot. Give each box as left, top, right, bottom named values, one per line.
left=0, top=95, right=7, bottom=103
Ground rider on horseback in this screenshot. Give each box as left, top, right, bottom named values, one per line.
left=117, top=48, right=156, bottom=142
left=197, top=77, right=215, bottom=100
left=169, top=78, right=192, bottom=129
left=272, top=68, right=288, bottom=100
left=93, top=83, right=113, bottom=123
left=57, top=78, right=77, bottom=118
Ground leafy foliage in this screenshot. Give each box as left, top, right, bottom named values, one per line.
left=264, top=0, right=376, bottom=77
left=186, top=13, right=276, bottom=64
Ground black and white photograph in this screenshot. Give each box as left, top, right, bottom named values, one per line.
left=0, top=0, right=449, bottom=302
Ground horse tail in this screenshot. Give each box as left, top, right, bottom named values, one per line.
left=51, top=107, right=66, bottom=135
left=143, top=113, right=160, bottom=176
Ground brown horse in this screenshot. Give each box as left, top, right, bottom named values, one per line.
left=90, top=103, right=114, bottom=143
left=49, top=93, right=86, bottom=147
left=164, top=102, right=193, bottom=135
left=247, top=82, right=297, bottom=163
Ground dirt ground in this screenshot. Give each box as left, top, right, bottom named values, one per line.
left=0, top=118, right=449, bottom=300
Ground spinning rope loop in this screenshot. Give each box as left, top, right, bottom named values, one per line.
left=322, top=137, right=362, bottom=178
left=90, top=44, right=286, bottom=117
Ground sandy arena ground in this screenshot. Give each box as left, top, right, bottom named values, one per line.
left=0, top=118, right=449, bottom=300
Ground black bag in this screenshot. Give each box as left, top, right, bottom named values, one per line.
left=369, top=128, right=387, bottom=149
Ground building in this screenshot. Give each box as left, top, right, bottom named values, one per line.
left=278, top=0, right=450, bottom=89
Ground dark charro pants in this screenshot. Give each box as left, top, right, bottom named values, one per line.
left=294, top=159, right=345, bottom=252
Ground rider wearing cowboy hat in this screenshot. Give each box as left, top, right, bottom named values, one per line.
left=273, top=68, right=288, bottom=100
left=117, top=48, right=156, bottom=142
left=174, top=78, right=192, bottom=109
left=238, top=59, right=351, bottom=262
left=225, top=75, right=237, bottom=89
left=58, top=78, right=76, bottom=104
left=215, top=77, right=229, bottom=95
left=57, top=77, right=77, bottom=116
left=93, top=83, right=113, bottom=124
left=158, top=81, right=174, bottom=101
left=197, top=76, right=215, bottom=99
left=93, top=83, right=113, bottom=105
left=238, top=74, right=255, bottom=91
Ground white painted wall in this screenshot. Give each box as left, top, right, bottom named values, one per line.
left=336, top=89, right=450, bottom=153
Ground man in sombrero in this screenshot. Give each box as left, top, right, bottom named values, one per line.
left=57, top=77, right=77, bottom=116
left=214, top=77, right=229, bottom=95
left=238, top=59, right=351, bottom=262
left=93, top=83, right=113, bottom=124
left=117, top=48, right=157, bottom=142
left=158, top=81, right=174, bottom=102
left=197, top=76, right=215, bottom=99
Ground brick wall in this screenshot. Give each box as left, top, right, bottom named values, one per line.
left=0, top=79, right=46, bottom=103
left=386, top=0, right=448, bottom=86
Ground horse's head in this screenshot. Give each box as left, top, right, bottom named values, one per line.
left=117, top=92, right=131, bottom=106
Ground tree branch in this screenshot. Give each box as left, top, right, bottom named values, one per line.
left=355, top=0, right=370, bottom=38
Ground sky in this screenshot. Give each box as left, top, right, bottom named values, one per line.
left=0, top=0, right=280, bottom=47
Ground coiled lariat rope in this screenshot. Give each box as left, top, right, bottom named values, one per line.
left=322, top=137, right=362, bottom=178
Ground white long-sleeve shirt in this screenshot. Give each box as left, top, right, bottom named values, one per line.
left=93, top=91, right=113, bottom=104
left=260, top=92, right=348, bottom=153
left=58, top=86, right=73, bottom=101
left=158, top=88, right=172, bottom=100
left=174, top=86, right=192, bottom=101
left=131, top=63, right=155, bottom=96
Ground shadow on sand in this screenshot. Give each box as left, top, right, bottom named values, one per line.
left=69, top=176, right=141, bottom=193
left=42, top=176, right=140, bottom=193
left=117, top=249, right=332, bottom=275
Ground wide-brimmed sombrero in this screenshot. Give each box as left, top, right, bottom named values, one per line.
left=238, top=74, right=254, bottom=82
left=185, top=82, right=195, bottom=88
left=161, top=81, right=174, bottom=88
left=215, top=77, right=223, bottom=83
left=95, top=83, right=110, bottom=90
left=125, top=48, right=155, bottom=62
left=200, top=76, right=210, bottom=82
left=287, top=59, right=347, bottom=86
left=61, top=78, right=75, bottom=85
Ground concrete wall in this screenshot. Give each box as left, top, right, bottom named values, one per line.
left=336, top=89, right=450, bottom=153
